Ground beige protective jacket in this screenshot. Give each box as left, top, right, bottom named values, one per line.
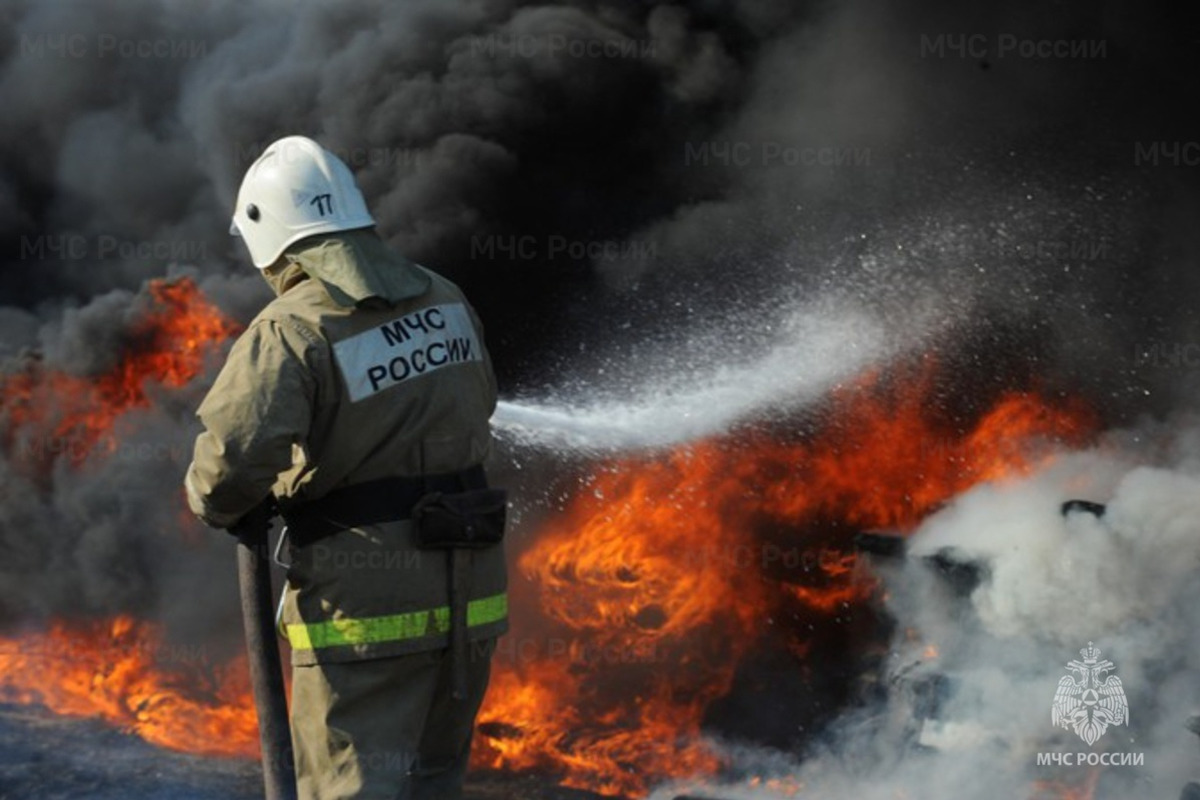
left=186, top=230, right=507, bottom=664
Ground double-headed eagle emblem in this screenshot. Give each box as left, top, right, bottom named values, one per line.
left=1051, top=642, right=1129, bottom=745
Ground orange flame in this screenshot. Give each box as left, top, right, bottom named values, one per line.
left=0, top=616, right=258, bottom=758
left=1030, top=767, right=1100, bottom=800
left=473, top=362, right=1095, bottom=797
left=0, top=278, right=258, bottom=757
left=1, top=277, right=241, bottom=468
left=0, top=284, right=1099, bottom=799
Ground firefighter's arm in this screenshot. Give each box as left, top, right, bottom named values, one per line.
left=185, top=319, right=315, bottom=529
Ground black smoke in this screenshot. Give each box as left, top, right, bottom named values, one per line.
left=0, top=0, right=1198, bottom=680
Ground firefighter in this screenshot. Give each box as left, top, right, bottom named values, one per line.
left=184, top=135, right=507, bottom=800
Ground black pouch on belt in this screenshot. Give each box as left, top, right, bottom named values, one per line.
left=411, top=488, right=508, bottom=549
left=411, top=487, right=507, bottom=701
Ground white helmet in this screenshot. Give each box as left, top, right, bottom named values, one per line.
left=230, top=135, right=375, bottom=269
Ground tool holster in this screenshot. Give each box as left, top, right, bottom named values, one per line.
left=411, top=486, right=507, bottom=700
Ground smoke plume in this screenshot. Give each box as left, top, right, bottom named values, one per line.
left=1, top=0, right=1199, bottom=792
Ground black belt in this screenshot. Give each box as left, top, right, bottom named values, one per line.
left=280, top=465, right=487, bottom=547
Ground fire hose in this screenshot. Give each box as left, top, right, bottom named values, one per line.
left=231, top=501, right=298, bottom=800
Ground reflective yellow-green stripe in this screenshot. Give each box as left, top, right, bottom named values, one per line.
left=285, top=593, right=508, bottom=651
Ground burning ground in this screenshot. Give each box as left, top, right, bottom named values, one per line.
left=0, top=277, right=1130, bottom=799
left=2, top=0, right=1200, bottom=798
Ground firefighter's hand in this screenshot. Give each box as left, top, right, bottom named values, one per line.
left=226, top=498, right=277, bottom=545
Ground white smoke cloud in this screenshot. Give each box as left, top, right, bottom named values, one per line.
left=652, top=426, right=1200, bottom=799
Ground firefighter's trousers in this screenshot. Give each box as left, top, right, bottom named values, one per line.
left=290, top=639, right=495, bottom=800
